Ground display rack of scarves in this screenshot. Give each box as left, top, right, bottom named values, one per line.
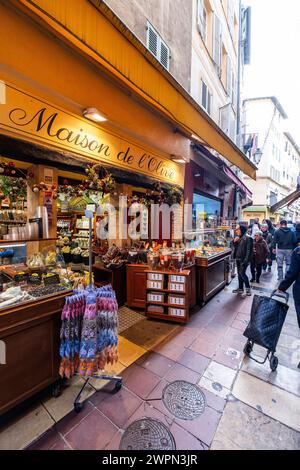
left=59, top=285, right=119, bottom=379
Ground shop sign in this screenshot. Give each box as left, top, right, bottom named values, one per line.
left=0, top=84, right=184, bottom=186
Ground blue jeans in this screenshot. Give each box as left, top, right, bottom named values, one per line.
left=277, top=249, right=292, bottom=280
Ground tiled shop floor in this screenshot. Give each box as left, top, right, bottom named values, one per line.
left=2, top=267, right=300, bottom=450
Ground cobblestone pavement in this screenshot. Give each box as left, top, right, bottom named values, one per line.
left=1, top=266, right=299, bottom=450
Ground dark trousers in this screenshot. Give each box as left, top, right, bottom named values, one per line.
left=294, top=300, right=300, bottom=329
left=262, top=260, right=272, bottom=270
left=250, top=262, right=263, bottom=282
left=236, top=260, right=250, bottom=290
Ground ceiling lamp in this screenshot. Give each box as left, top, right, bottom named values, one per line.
left=171, top=156, right=186, bottom=164
left=83, top=107, right=107, bottom=123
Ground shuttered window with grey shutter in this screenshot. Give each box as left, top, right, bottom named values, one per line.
left=147, top=21, right=170, bottom=71
left=213, top=14, right=222, bottom=75
left=227, top=0, right=235, bottom=38
left=197, top=0, right=205, bottom=39
left=201, top=80, right=212, bottom=115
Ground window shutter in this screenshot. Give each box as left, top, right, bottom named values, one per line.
left=213, top=14, right=222, bottom=74
left=220, top=105, right=230, bottom=134
left=207, top=91, right=212, bottom=115
left=160, top=40, right=169, bottom=70
left=228, top=0, right=235, bottom=38
left=147, top=22, right=170, bottom=71
left=231, top=73, right=236, bottom=109
left=197, top=0, right=205, bottom=38
left=147, top=25, right=158, bottom=57
left=201, top=81, right=207, bottom=109
left=226, top=56, right=232, bottom=98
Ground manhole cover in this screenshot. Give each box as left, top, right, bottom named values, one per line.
left=119, top=418, right=176, bottom=450
left=162, top=380, right=206, bottom=420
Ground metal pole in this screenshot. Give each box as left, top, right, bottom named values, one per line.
left=89, top=215, right=93, bottom=288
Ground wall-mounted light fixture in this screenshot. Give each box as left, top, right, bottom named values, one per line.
left=171, top=155, right=186, bottom=164
left=83, top=107, right=107, bottom=123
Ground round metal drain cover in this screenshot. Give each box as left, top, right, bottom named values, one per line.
left=162, top=380, right=206, bottom=420
left=119, top=418, right=176, bottom=450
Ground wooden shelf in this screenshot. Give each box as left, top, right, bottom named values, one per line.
left=146, top=300, right=188, bottom=308
left=0, top=220, right=27, bottom=224
left=0, top=238, right=58, bottom=244
left=146, top=311, right=187, bottom=323
left=146, top=287, right=187, bottom=293
left=145, top=268, right=192, bottom=276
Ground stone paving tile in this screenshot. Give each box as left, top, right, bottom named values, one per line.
left=177, top=349, right=210, bottom=374
left=118, top=336, right=147, bottom=366
left=232, top=371, right=300, bottom=432
left=28, top=428, right=70, bottom=450
left=223, top=327, right=247, bottom=347
left=277, top=333, right=298, bottom=349
left=211, top=401, right=300, bottom=450
left=164, top=363, right=201, bottom=384
left=94, top=387, right=142, bottom=428
left=203, top=361, right=237, bottom=390
left=145, top=379, right=177, bottom=421
left=231, top=319, right=247, bottom=332
left=242, top=358, right=300, bottom=397
left=104, top=430, right=123, bottom=450
left=153, top=339, right=186, bottom=361
left=169, top=328, right=200, bottom=347
left=56, top=399, right=95, bottom=436
left=276, top=345, right=300, bottom=371
left=64, top=409, right=119, bottom=450
left=169, top=422, right=208, bottom=450
left=203, top=321, right=230, bottom=338
left=42, top=376, right=95, bottom=423
left=125, top=401, right=174, bottom=430
left=174, top=404, right=222, bottom=447
left=201, top=387, right=226, bottom=413
left=212, top=343, right=243, bottom=370
left=120, top=364, right=161, bottom=400
left=137, top=352, right=175, bottom=378
left=189, top=337, right=218, bottom=359
left=198, top=376, right=231, bottom=400
left=281, top=322, right=300, bottom=338
left=0, top=404, right=54, bottom=450
left=120, top=319, right=178, bottom=351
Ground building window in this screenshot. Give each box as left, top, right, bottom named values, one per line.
left=213, top=14, right=222, bottom=76
left=197, top=0, right=207, bottom=42
left=227, top=0, right=235, bottom=39
left=201, top=80, right=212, bottom=115
left=146, top=21, right=170, bottom=70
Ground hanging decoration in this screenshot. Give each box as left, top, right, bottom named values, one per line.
left=84, top=163, right=116, bottom=194
left=0, top=175, right=27, bottom=200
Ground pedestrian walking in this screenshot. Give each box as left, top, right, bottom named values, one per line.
left=295, top=222, right=300, bottom=245
left=250, top=231, right=269, bottom=283
left=272, top=219, right=297, bottom=281
left=249, top=217, right=261, bottom=238
left=276, top=246, right=300, bottom=335
left=232, top=224, right=253, bottom=297
left=263, top=218, right=275, bottom=236
left=261, top=223, right=273, bottom=272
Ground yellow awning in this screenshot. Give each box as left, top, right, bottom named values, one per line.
left=13, top=0, right=256, bottom=179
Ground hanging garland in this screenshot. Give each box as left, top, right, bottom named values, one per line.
left=84, top=163, right=116, bottom=194
left=0, top=175, right=27, bottom=200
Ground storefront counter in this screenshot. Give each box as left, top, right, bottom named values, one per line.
left=0, top=290, right=71, bottom=415
left=196, top=249, right=231, bottom=305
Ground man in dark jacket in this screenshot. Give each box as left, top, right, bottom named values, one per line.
left=272, top=220, right=297, bottom=281
left=233, top=224, right=253, bottom=297
left=276, top=246, right=300, bottom=332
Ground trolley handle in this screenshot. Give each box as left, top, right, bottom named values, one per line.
left=271, top=290, right=289, bottom=304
